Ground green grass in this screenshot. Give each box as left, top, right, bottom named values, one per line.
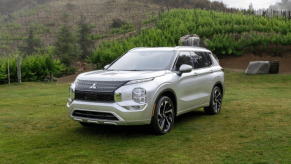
left=0, top=71, right=291, bottom=163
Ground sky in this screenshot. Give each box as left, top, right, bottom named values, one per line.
left=221, top=0, right=281, bottom=9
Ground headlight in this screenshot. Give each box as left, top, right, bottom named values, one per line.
left=68, top=85, right=75, bottom=104
left=132, top=88, right=146, bottom=104
left=126, top=78, right=154, bottom=85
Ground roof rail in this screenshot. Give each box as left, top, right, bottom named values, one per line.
left=175, top=46, right=206, bottom=49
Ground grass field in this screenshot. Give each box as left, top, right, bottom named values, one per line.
left=0, top=70, right=291, bottom=164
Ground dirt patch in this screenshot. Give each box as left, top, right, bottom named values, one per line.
left=219, top=53, right=291, bottom=74
left=57, top=70, right=90, bottom=83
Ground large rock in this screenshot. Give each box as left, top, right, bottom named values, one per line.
left=199, top=39, right=209, bottom=49
left=245, top=61, right=270, bottom=75
left=180, top=34, right=200, bottom=46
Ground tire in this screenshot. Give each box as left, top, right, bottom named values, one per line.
left=204, top=86, right=223, bottom=115
left=151, top=96, right=175, bottom=135
left=79, top=122, right=97, bottom=127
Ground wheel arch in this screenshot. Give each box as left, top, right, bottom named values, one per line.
left=213, top=81, right=224, bottom=99
left=152, top=89, right=177, bottom=118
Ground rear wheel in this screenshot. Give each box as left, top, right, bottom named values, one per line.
left=151, top=96, right=174, bottom=135
left=204, top=86, right=222, bottom=115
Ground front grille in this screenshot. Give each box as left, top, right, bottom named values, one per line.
left=75, top=91, right=114, bottom=102
left=76, top=80, right=128, bottom=92
left=72, top=110, right=119, bottom=120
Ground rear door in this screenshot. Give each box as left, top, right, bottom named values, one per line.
left=191, top=51, right=214, bottom=105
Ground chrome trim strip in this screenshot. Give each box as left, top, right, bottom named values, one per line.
left=177, top=103, right=209, bottom=115
left=88, top=120, right=99, bottom=124
left=70, top=108, right=125, bottom=122
left=104, top=122, right=117, bottom=125
left=73, top=118, right=83, bottom=122
left=125, top=119, right=151, bottom=123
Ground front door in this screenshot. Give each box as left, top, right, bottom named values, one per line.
left=174, top=51, right=204, bottom=115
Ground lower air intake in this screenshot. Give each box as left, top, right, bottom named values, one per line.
left=72, top=110, right=119, bottom=121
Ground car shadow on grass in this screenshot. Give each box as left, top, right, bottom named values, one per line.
left=73, top=110, right=207, bottom=136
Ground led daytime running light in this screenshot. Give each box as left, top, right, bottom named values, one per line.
left=126, top=78, right=154, bottom=85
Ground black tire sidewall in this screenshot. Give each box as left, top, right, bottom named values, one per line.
left=152, top=96, right=175, bottom=135
left=210, top=86, right=221, bottom=114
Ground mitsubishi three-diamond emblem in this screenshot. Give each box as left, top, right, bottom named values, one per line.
left=90, top=82, right=97, bottom=89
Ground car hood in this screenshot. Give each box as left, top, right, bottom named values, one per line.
left=76, top=70, right=166, bottom=82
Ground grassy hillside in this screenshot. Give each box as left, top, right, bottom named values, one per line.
left=1, top=71, right=291, bottom=163
left=0, top=0, right=232, bottom=57
left=0, top=0, right=161, bottom=56
left=0, top=0, right=54, bottom=15
left=88, top=8, right=291, bottom=68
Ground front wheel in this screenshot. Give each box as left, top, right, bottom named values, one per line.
left=204, top=86, right=223, bottom=115
left=151, top=96, right=175, bottom=135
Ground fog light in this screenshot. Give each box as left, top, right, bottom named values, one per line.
left=122, top=105, right=146, bottom=110
left=114, top=92, right=122, bottom=102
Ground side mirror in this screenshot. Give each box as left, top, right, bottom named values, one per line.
left=177, top=64, right=193, bottom=76
left=104, top=64, right=110, bottom=70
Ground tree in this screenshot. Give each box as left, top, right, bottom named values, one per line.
left=53, top=25, right=80, bottom=69
left=269, top=0, right=291, bottom=10
left=19, top=25, right=43, bottom=57
left=77, top=16, right=94, bottom=59
left=247, top=3, right=254, bottom=15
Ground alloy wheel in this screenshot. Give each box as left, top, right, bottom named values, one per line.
left=158, top=101, right=174, bottom=132
left=213, top=88, right=222, bottom=113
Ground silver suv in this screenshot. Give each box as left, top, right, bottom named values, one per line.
left=67, top=46, right=225, bottom=134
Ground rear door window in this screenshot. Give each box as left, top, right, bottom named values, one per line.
left=191, top=52, right=211, bottom=69
left=203, top=52, right=213, bottom=67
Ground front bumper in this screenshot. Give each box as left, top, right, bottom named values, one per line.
left=67, top=100, right=152, bottom=126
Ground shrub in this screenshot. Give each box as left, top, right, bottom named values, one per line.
left=66, top=3, right=75, bottom=10
left=0, top=52, right=65, bottom=83
left=111, top=18, right=124, bottom=28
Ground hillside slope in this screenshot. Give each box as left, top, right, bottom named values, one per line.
left=0, top=0, right=161, bottom=56
left=0, top=0, right=54, bottom=15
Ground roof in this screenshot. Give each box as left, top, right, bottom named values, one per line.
left=130, top=46, right=210, bottom=52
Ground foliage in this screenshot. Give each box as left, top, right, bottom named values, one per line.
left=53, top=25, right=81, bottom=68
left=54, top=67, right=79, bottom=78
left=87, top=8, right=291, bottom=64
left=142, top=15, right=158, bottom=24
left=66, top=3, right=75, bottom=10
left=0, top=51, right=64, bottom=83
left=77, top=18, right=94, bottom=59
left=109, top=22, right=134, bottom=34
left=19, top=25, right=44, bottom=57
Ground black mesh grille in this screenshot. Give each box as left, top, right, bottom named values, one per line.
left=75, top=91, right=114, bottom=102
left=75, top=80, right=128, bottom=92
left=72, top=110, right=118, bottom=121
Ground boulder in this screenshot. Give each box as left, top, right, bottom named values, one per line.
left=180, top=34, right=200, bottom=46
left=199, top=39, right=210, bottom=49
left=245, top=61, right=270, bottom=75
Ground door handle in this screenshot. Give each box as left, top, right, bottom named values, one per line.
left=193, top=72, right=198, bottom=76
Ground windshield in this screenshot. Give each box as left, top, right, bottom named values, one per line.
left=108, top=51, right=176, bottom=71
